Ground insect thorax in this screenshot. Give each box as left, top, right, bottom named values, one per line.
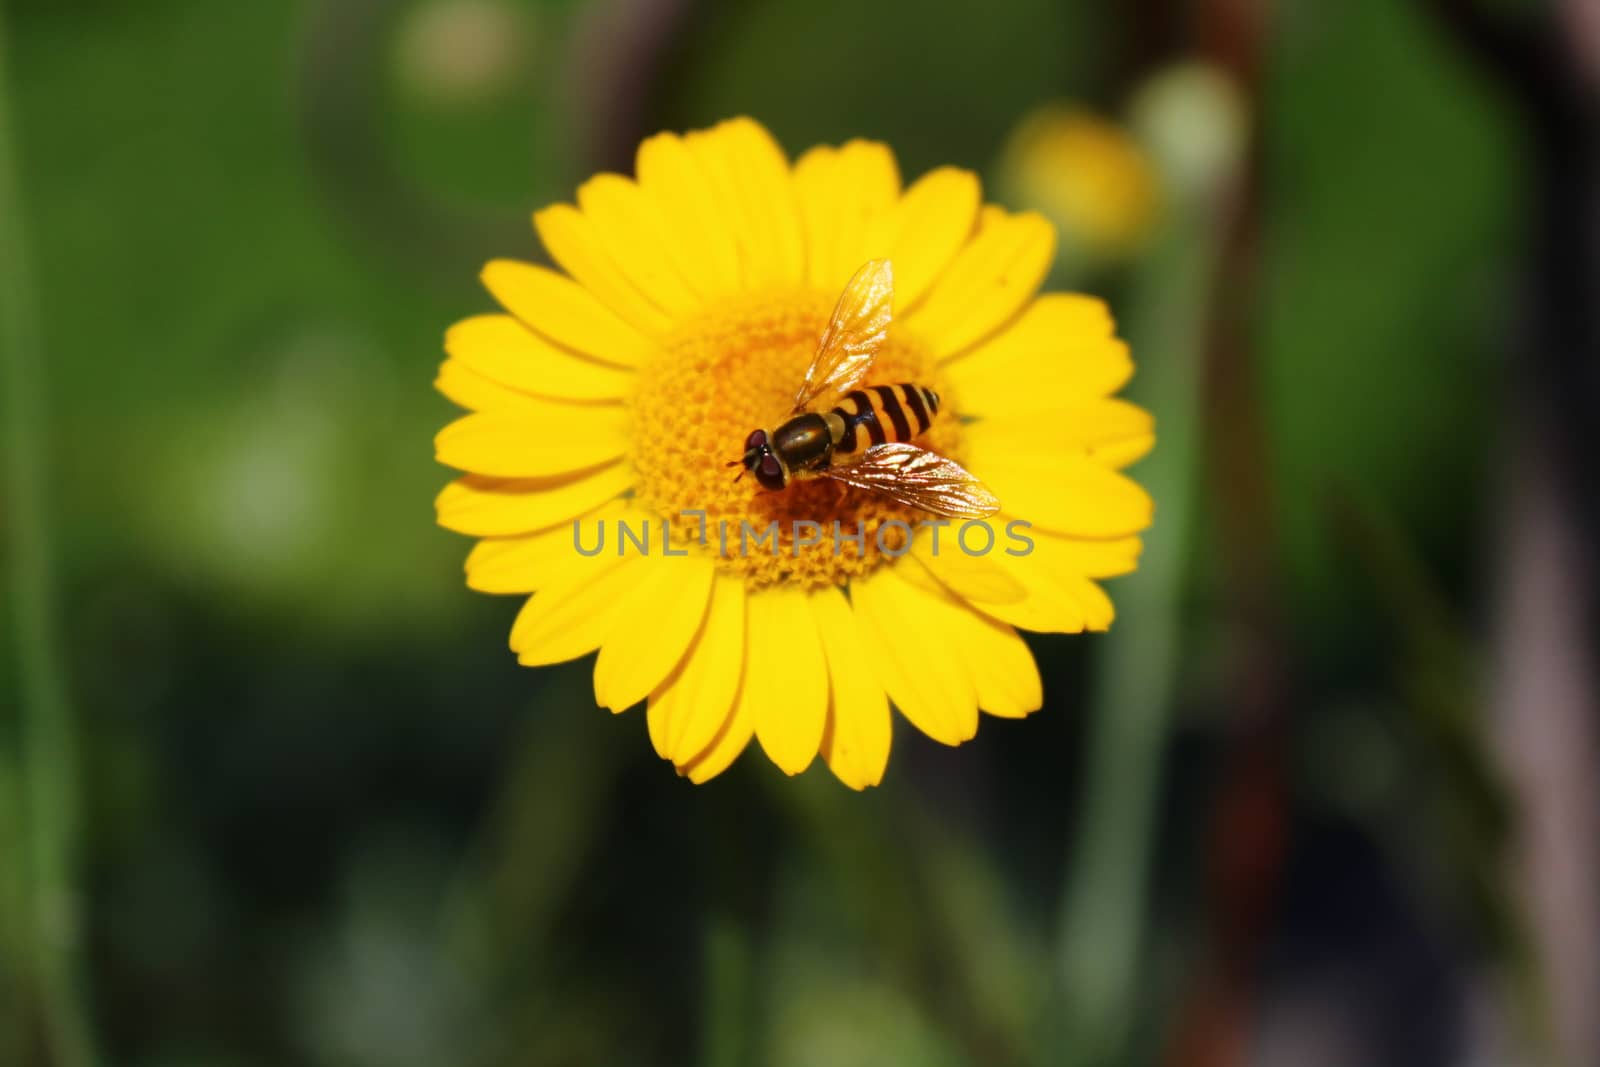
left=771, top=412, right=834, bottom=472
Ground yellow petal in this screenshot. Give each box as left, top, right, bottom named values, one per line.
left=795, top=140, right=901, bottom=293
left=481, top=259, right=655, bottom=368
left=1091, top=433, right=1155, bottom=469
left=679, top=688, right=754, bottom=785
left=811, top=586, right=892, bottom=790
left=676, top=591, right=759, bottom=783
left=646, top=689, right=672, bottom=759
left=907, top=527, right=1028, bottom=604
left=594, top=554, right=716, bottom=712
left=434, top=407, right=628, bottom=478
left=793, top=146, right=842, bottom=288
left=940, top=609, right=1042, bottom=719
left=747, top=587, right=829, bottom=776
left=850, top=566, right=977, bottom=746
left=955, top=579, right=1089, bottom=634
left=855, top=562, right=1039, bottom=718
left=508, top=551, right=643, bottom=667
left=685, top=119, right=806, bottom=290
left=966, top=442, right=1153, bottom=538
left=435, top=465, right=632, bottom=537
left=953, top=539, right=1118, bottom=634
left=533, top=204, right=676, bottom=336
left=724, top=118, right=808, bottom=288
left=435, top=359, right=544, bottom=412
left=907, top=210, right=1057, bottom=359
left=1033, top=530, right=1144, bottom=579
left=982, top=567, right=1116, bottom=633
left=832, top=141, right=902, bottom=260
left=650, top=574, right=746, bottom=763
left=863, top=167, right=980, bottom=311
left=1060, top=574, right=1116, bottom=631
left=944, top=294, right=1131, bottom=406
left=635, top=131, right=742, bottom=296
left=446, top=315, right=634, bottom=403
left=1012, top=528, right=1129, bottom=631
left=965, top=400, right=1154, bottom=466
left=464, top=502, right=628, bottom=593
left=576, top=174, right=703, bottom=316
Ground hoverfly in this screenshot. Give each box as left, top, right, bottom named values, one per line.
left=733, top=259, right=1000, bottom=519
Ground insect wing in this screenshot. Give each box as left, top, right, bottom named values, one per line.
left=791, top=258, right=894, bottom=413
left=821, top=443, right=1000, bottom=518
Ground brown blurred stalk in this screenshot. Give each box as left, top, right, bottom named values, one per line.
left=1162, top=2, right=1291, bottom=1066
left=567, top=0, right=695, bottom=172
left=0, top=14, right=98, bottom=1067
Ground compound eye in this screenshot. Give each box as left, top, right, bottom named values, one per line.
left=744, top=429, right=768, bottom=451
left=756, top=455, right=785, bottom=490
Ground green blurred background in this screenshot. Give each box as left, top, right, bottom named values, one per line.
left=4, top=0, right=1597, bottom=1065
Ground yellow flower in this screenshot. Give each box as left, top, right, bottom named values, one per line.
left=434, top=117, right=1154, bottom=789
left=999, top=105, right=1160, bottom=261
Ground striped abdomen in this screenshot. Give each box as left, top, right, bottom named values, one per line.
left=829, top=384, right=941, bottom=459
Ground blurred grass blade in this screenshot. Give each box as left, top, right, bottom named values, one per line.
left=702, top=912, right=753, bottom=1067
left=1052, top=65, right=1245, bottom=1067
left=773, top=773, right=1034, bottom=1064
left=1050, top=209, right=1211, bottom=1067
left=436, top=671, right=625, bottom=1063
left=1328, top=487, right=1549, bottom=1062
left=0, top=14, right=98, bottom=1067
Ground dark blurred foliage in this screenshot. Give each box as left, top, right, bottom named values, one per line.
left=2, top=1, right=1595, bottom=1066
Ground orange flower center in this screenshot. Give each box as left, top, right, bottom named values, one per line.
left=630, top=289, right=964, bottom=590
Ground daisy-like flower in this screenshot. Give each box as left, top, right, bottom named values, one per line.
left=435, top=117, right=1154, bottom=789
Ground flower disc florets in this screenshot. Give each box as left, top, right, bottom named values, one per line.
left=630, top=290, right=962, bottom=589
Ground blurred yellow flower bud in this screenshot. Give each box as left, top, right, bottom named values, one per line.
left=998, top=105, right=1160, bottom=266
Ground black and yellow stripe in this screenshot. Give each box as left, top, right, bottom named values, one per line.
left=831, top=383, right=940, bottom=459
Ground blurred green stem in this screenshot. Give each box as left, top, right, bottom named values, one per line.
left=773, top=774, right=1030, bottom=1065
left=0, top=16, right=98, bottom=1067
left=1052, top=175, right=1224, bottom=1064
left=702, top=912, right=752, bottom=1067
